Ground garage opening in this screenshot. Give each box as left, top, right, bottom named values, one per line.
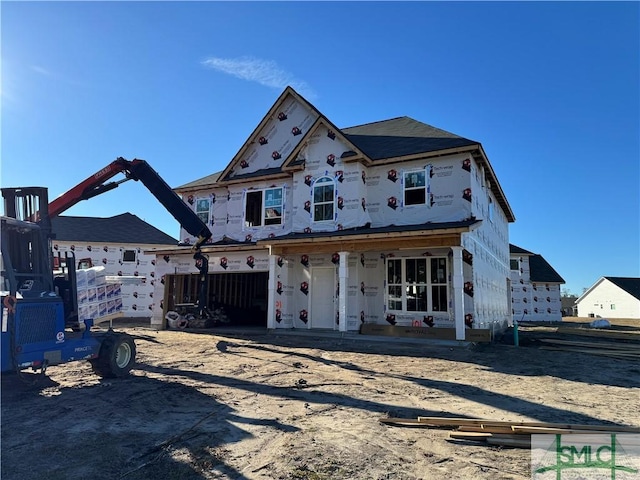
left=164, top=272, right=268, bottom=327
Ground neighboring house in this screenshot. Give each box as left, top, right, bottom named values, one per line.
left=560, top=295, right=578, bottom=317
left=576, top=277, right=640, bottom=319
left=509, top=244, right=565, bottom=322
left=51, top=213, right=178, bottom=317
left=150, top=86, right=516, bottom=340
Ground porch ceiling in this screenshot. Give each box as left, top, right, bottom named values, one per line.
left=260, top=229, right=466, bottom=255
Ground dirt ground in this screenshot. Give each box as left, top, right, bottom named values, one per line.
left=2, top=319, right=639, bottom=480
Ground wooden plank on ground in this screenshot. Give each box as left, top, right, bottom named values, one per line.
left=458, top=425, right=516, bottom=434
left=417, top=417, right=539, bottom=427
left=450, top=432, right=532, bottom=448
left=449, top=431, right=492, bottom=439
left=379, top=418, right=430, bottom=426
left=416, top=417, right=640, bottom=433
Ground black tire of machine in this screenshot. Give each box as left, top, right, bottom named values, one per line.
left=90, top=334, right=136, bottom=378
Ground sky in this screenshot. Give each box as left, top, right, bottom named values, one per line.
left=1, top=1, right=638, bottom=296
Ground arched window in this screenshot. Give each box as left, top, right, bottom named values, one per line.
left=312, top=176, right=335, bottom=222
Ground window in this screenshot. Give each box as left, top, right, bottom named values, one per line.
left=245, top=188, right=283, bottom=227
left=430, top=258, right=448, bottom=312
left=196, top=198, right=210, bottom=225
left=404, top=169, right=427, bottom=206
left=611, top=304, right=616, bottom=310
left=510, top=259, right=519, bottom=271
left=386, top=257, right=448, bottom=312
left=122, top=250, right=136, bottom=263
left=312, top=177, right=334, bottom=222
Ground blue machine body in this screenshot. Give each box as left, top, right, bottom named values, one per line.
left=1, top=295, right=103, bottom=373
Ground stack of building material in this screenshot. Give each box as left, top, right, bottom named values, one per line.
left=77, top=266, right=123, bottom=324
left=380, top=416, right=640, bottom=449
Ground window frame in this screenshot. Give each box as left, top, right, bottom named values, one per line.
left=122, top=249, right=137, bottom=263
left=312, top=176, right=335, bottom=223
left=510, top=259, right=519, bottom=271
left=403, top=167, right=430, bottom=206
left=244, top=187, right=284, bottom=228
left=195, top=197, right=211, bottom=225
left=385, top=256, right=449, bottom=313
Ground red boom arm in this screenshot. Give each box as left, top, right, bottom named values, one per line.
left=47, top=157, right=212, bottom=250
left=48, top=158, right=133, bottom=217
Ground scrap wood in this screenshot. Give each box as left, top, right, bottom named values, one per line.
left=448, top=431, right=493, bottom=439
left=380, top=417, right=429, bottom=426
left=452, top=425, right=602, bottom=436
left=457, top=425, right=515, bottom=434
left=385, top=416, right=640, bottom=450
left=511, top=425, right=631, bottom=435
left=448, top=432, right=531, bottom=449
left=415, top=416, right=640, bottom=433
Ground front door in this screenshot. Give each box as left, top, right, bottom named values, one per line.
left=310, top=267, right=335, bottom=329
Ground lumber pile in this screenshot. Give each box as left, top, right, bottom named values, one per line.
left=538, top=337, right=639, bottom=360
left=380, top=416, right=640, bottom=449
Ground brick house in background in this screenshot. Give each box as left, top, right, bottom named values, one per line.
left=150, top=86, right=516, bottom=340
left=509, top=244, right=565, bottom=322
left=51, top=213, right=177, bottom=317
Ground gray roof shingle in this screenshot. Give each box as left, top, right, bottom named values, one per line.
left=528, top=254, right=565, bottom=283
left=178, top=117, right=479, bottom=190
left=342, top=116, right=478, bottom=161
left=175, top=171, right=223, bottom=191
left=51, top=213, right=178, bottom=245
left=510, top=244, right=535, bottom=255
left=510, top=244, right=564, bottom=283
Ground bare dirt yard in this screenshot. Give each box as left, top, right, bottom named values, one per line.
left=2, top=319, right=639, bottom=480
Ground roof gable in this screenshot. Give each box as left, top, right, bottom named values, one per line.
left=177, top=86, right=515, bottom=221
left=282, top=117, right=370, bottom=171
left=604, top=277, right=640, bottom=301
left=51, top=213, right=178, bottom=245
left=342, top=116, right=478, bottom=161
left=218, top=87, right=321, bottom=182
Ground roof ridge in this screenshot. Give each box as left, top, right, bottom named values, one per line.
left=56, top=212, right=136, bottom=220
left=342, top=116, right=409, bottom=130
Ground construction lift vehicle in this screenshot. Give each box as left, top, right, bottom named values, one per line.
left=1, top=158, right=212, bottom=377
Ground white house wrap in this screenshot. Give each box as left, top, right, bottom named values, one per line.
left=150, top=86, right=520, bottom=340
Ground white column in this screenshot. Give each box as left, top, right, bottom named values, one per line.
left=338, top=251, right=349, bottom=332
left=266, top=254, right=277, bottom=330
left=451, top=246, right=466, bottom=341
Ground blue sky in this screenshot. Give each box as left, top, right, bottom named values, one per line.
left=2, top=1, right=638, bottom=295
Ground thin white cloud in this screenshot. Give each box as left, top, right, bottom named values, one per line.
left=201, top=56, right=316, bottom=100
left=30, top=65, right=53, bottom=76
